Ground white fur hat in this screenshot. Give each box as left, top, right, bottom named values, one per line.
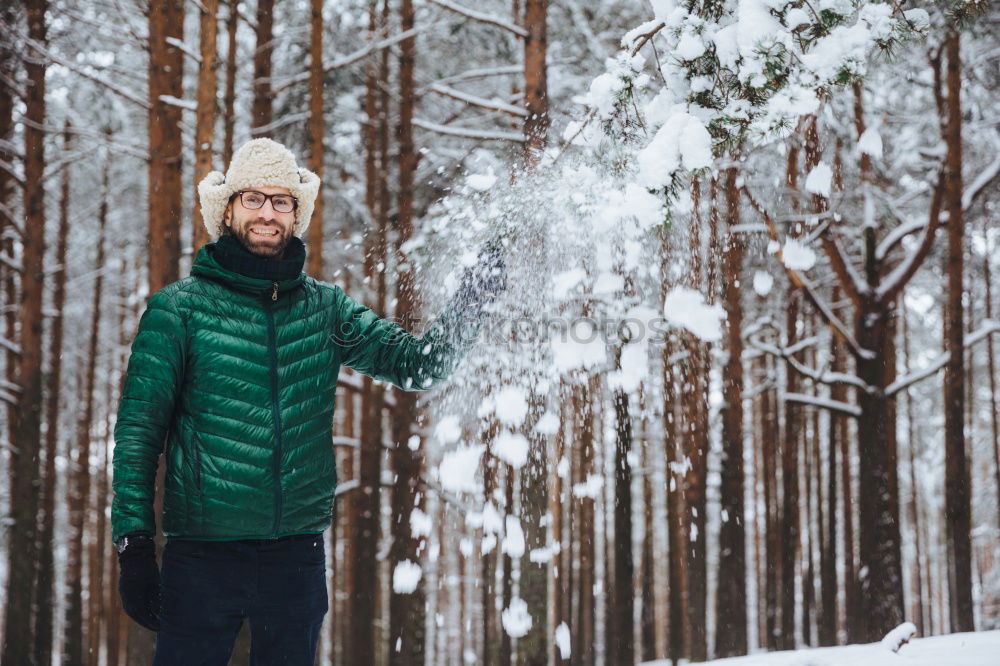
left=197, top=138, right=321, bottom=240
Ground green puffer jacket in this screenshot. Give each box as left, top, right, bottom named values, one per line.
left=111, top=242, right=469, bottom=543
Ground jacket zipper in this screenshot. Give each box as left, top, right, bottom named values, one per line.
left=265, top=281, right=283, bottom=536
left=192, top=432, right=203, bottom=491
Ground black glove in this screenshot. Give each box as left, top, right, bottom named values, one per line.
left=453, top=237, right=508, bottom=315
left=117, top=535, right=161, bottom=631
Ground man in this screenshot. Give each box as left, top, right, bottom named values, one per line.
left=111, top=138, right=505, bottom=664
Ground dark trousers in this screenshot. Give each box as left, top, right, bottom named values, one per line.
left=153, top=533, right=328, bottom=666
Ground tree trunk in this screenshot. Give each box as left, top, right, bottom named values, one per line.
left=0, top=3, right=18, bottom=454
left=518, top=414, right=549, bottom=666
left=716, top=167, right=747, bottom=657
left=33, top=120, right=72, bottom=666
left=573, top=379, right=597, bottom=666
left=481, top=430, right=500, bottom=666
left=780, top=290, right=801, bottom=650
left=902, top=300, right=927, bottom=633
left=192, top=0, right=220, bottom=252
left=2, top=1, right=47, bottom=661
left=941, top=28, right=974, bottom=634
left=388, top=0, right=428, bottom=659
left=763, top=351, right=780, bottom=650
left=854, top=299, right=905, bottom=640
left=65, top=155, right=110, bottom=666
left=251, top=0, right=275, bottom=135
left=640, top=434, right=657, bottom=661
left=306, top=0, right=325, bottom=278
left=522, top=0, right=548, bottom=166
left=551, top=400, right=570, bottom=665
left=681, top=189, right=709, bottom=662
left=819, top=289, right=842, bottom=647
left=660, top=232, right=686, bottom=665
left=609, top=380, right=635, bottom=665
left=222, top=0, right=238, bottom=165
left=983, top=228, right=1000, bottom=535
left=499, top=468, right=515, bottom=666
left=349, top=5, right=389, bottom=658
left=148, top=0, right=183, bottom=293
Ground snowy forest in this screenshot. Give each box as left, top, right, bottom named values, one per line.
left=1, top=0, right=999, bottom=665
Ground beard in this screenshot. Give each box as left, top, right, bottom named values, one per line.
left=227, top=219, right=293, bottom=258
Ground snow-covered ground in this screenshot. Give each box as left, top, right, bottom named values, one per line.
left=643, top=631, right=1000, bottom=666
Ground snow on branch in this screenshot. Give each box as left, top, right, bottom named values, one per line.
left=0, top=202, right=21, bottom=232
left=0, top=336, right=22, bottom=357
left=165, top=36, right=202, bottom=65
left=747, top=334, right=875, bottom=394
left=424, top=65, right=522, bottom=92
left=429, top=83, right=528, bottom=118
left=784, top=392, right=861, bottom=418
left=877, top=167, right=945, bottom=305
left=741, top=183, right=869, bottom=360
left=19, top=31, right=150, bottom=110
left=0, top=158, right=24, bottom=187
left=270, top=22, right=439, bottom=94
left=818, top=223, right=868, bottom=305
left=887, top=320, right=999, bottom=397
left=0, top=389, right=18, bottom=408
left=963, top=144, right=1000, bottom=213
left=0, top=252, right=22, bottom=275
left=249, top=112, right=310, bottom=136
left=428, top=0, right=528, bottom=38
left=875, top=217, right=928, bottom=261
left=158, top=95, right=197, bottom=112
left=413, top=118, right=526, bottom=143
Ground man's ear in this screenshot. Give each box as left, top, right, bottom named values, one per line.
left=223, top=203, right=232, bottom=228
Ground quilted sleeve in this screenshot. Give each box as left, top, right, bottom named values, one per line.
left=332, top=287, right=482, bottom=392
left=111, top=289, right=186, bottom=542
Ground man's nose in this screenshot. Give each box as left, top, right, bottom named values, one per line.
left=258, top=201, right=279, bottom=219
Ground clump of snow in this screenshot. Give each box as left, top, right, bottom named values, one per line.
left=858, top=126, right=883, bottom=159
left=410, top=507, right=432, bottom=538
left=494, top=386, right=529, bottom=426
left=785, top=7, right=810, bottom=29
left=636, top=113, right=713, bottom=188
left=593, top=272, right=626, bottom=294
left=663, top=286, right=725, bottom=342
left=466, top=167, right=497, bottom=192
left=555, top=622, right=571, bottom=659
left=753, top=271, right=774, bottom=296
left=805, top=162, right=833, bottom=197
left=551, top=267, right=587, bottom=299
left=572, top=473, right=604, bottom=499
left=392, top=560, right=422, bottom=594
left=881, top=621, right=917, bottom=653
left=494, top=430, right=529, bottom=468
left=534, top=411, right=560, bottom=436
left=781, top=238, right=817, bottom=271
left=676, top=29, right=706, bottom=61
left=501, top=597, right=532, bottom=638
left=438, top=445, right=484, bottom=493
left=435, top=415, right=462, bottom=444
left=609, top=342, right=649, bottom=392
left=501, top=515, right=525, bottom=557
left=551, top=321, right=607, bottom=372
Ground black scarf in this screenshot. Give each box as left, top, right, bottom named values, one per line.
left=213, top=233, right=306, bottom=282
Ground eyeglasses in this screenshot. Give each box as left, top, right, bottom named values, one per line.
left=233, top=190, right=298, bottom=214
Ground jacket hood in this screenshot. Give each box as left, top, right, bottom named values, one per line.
left=191, top=241, right=306, bottom=297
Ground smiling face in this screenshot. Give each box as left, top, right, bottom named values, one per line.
left=222, top=186, right=296, bottom=258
